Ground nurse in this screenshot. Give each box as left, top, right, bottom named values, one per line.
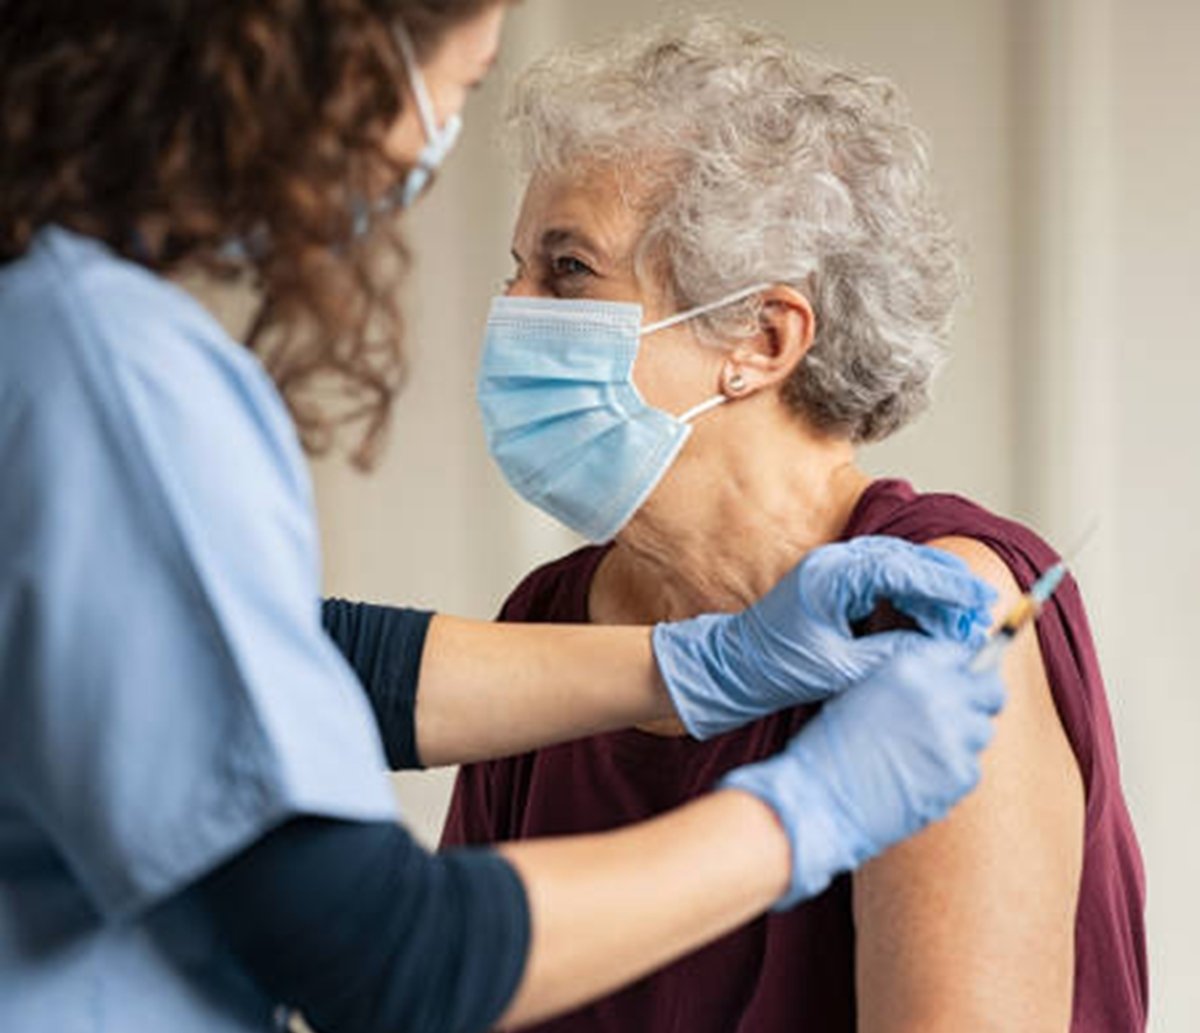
left=0, top=3, right=1003, bottom=1033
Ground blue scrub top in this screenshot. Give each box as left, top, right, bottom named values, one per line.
left=0, top=228, right=398, bottom=1030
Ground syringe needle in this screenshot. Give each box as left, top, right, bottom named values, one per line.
left=969, top=519, right=1099, bottom=673
left=1061, top=518, right=1101, bottom=566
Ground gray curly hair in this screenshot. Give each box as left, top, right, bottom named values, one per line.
left=507, top=16, right=963, bottom=442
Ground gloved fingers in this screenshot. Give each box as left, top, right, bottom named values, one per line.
left=832, top=620, right=990, bottom=701
left=967, top=667, right=1007, bottom=716
left=806, top=537, right=997, bottom=630
left=962, top=711, right=998, bottom=753
left=935, top=639, right=1008, bottom=716
left=904, top=639, right=1008, bottom=717
left=953, top=757, right=984, bottom=800
left=863, top=544, right=997, bottom=625
left=890, top=594, right=993, bottom=644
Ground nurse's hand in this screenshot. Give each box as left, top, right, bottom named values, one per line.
left=651, top=536, right=996, bottom=739
left=721, top=639, right=1005, bottom=908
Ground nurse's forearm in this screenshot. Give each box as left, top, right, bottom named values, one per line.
left=197, top=793, right=789, bottom=1033
left=495, top=787, right=790, bottom=1029
left=415, top=615, right=673, bottom=767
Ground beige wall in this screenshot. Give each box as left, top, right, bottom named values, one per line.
left=313, top=1, right=1199, bottom=1026
left=1107, top=1, right=1200, bottom=1026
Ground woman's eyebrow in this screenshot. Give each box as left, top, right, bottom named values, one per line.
left=539, top=227, right=608, bottom=263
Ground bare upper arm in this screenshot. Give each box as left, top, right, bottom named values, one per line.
left=853, top=536, right=1085, bottom=1033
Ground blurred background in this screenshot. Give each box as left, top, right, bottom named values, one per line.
left=309, top=1, right=1198, bottom=1027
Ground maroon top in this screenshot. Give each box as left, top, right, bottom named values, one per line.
left=442, top=479, right=1148, bottom=1032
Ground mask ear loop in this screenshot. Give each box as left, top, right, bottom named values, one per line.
left=678, top=395, right=729, bottom=423
left=641, top=282, right=774, bottom=336
left=643, top=282, right=774, bottom=423
left=392, top=20, right=440, bottom=145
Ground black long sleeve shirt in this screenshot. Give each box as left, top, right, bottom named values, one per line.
left=192, top=600, right=531, bottom=1033
left=322, top=598, right=434, bottom=769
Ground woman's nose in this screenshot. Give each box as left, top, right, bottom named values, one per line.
left=504, top=275, right=546, bottom=299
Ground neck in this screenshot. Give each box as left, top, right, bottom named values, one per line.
left=595, top=406, right=872, bottom=624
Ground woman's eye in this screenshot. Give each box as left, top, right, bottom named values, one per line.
left=551, top=255, right=595, bottom=279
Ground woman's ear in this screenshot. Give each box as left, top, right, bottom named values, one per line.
left=722, top=285, right=815, bottom=397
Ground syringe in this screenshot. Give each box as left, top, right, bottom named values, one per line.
left=967, top=521, right=1098, bottom=674
left=968, top=561, right=1070, bottom=673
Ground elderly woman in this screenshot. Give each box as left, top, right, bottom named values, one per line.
left=443, top=17, right=1147, bottom=1033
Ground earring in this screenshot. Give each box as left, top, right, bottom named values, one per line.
left=728, top=371, right=747, bottom=394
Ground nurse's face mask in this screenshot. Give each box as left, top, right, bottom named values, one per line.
left=353, top=21, right=463, bottom=232
left=477, top=284, right=770, bottom=543
left=389, top=20, right=464, bottom=210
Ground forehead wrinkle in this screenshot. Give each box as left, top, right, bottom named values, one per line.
left=514, top=166, right=650, bottom=274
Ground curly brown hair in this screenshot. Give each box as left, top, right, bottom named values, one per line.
left=0, top=0, right=508, bottom=466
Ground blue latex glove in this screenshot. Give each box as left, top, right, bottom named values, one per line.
left=652, top=536, right=996, bottom=739
left=722, top=639, right=1005, bottom=908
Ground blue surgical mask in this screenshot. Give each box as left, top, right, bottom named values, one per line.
left=347, top=22, right=463, bottom=236
left=477, top=284, right=770, bottom=543
left=387, top=20, right=463, bottom=210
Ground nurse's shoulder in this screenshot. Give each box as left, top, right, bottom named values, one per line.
left=0, top=226, right=396, bottom=924
left=0, top=225, right=311, bottom=504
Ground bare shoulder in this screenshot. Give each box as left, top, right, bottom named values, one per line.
left=926, top=535, right=1022, bottom=599
left=853, top=533, right=1085, bottom=1032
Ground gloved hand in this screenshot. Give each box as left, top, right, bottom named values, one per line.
left=652, top=536, right=996, bottom=739
left=721, top=639, right=1005, bottom=908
